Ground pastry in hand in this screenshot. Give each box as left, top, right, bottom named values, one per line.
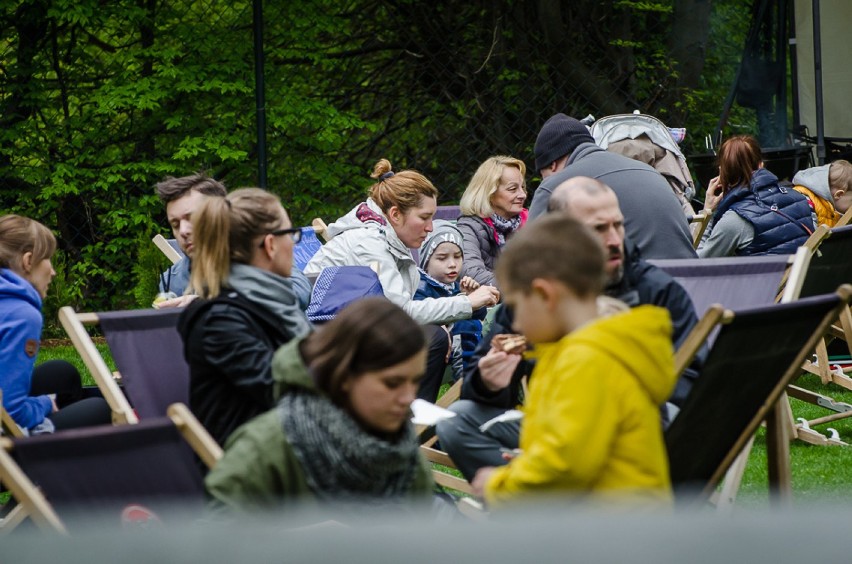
left=491, top=333, right=528, bottom=355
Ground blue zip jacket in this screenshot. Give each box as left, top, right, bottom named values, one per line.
left=414, top=271, right=486, bottom=370
left=0, top=268, right=53, bottom=429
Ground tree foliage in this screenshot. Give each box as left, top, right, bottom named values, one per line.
left=0, top=0, right=755, bottom=327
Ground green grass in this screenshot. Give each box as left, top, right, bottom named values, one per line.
left=735, top=370, right=852, bottom=507
left=36, top=344, right=114, bottom=387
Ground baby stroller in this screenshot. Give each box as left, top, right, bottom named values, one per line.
left=590, top=111, right=696, bottom=214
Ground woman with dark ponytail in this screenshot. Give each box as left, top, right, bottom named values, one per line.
left=698, top=135, right=814, bottom=257
left=306, top=159, right=500, bottom=402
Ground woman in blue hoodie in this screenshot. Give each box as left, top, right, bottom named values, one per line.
left=0, top=214, right=110, bottom=434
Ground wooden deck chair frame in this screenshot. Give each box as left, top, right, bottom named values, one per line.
left=0, top=403, right=221, bottom=535
left=0, top=390, right=25, bottom=439
left=689, top=210, right=712, bottom=249
left=0, top=392, right=27, bottom=532
left=836, top=205, right=852, bottom=228
left=311, top=218, right=330, bottom=242
left=58, top=306, right=138, bottom=425
left=414, top=380, right=476, bottom=496
left=152, top=233, right=183, bottom=265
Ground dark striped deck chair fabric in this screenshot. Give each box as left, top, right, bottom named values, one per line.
left=9, top=418, right=205, bottom=528
left=99, top=308, right=188, bottom=419
left=665, top=291, right=848, bottom=499
left=797, top=225, right=852, bottom=298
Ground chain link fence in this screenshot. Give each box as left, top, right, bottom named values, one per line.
left=1, top=0, right=754, bottom=332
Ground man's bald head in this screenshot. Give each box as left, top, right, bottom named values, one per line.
left=547, top=176, right=625, bottom=285
left=547, top=176, right=614, bottom=214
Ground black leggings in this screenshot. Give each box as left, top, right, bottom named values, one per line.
left=417, top=325, right=450, bottom=403
left=30, top=360, right=112, bottom=431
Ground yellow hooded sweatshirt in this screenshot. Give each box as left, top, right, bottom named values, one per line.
left=485, top=305, right=677, bottom=507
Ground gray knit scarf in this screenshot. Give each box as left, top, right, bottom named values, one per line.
left=277, top=390, right=421, bottom=503
left=228, top=263, right=311, bottom=339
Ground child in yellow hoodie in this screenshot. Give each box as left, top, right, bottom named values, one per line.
left=472, top=214, right=677, bottom=508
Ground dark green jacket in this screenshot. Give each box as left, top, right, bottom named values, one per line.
left=205, top=338, right=433, bottom=513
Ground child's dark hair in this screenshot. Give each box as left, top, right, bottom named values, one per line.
left=301, top=297, right=426, bottom=407
left=496, top=214, right=605, bottom=298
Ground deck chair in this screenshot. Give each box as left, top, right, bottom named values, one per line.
left=781, top=225, right=852, bottom=439
left=59, top=306, right=189, bottom=424
left=152, top=234, right=184, bottom=265
left=665, top=286, right=852, bottom=507
left=0, top=403, right=221, bottom=534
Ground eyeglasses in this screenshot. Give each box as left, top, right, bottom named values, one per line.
left=258, top=227, right=302, bottom=248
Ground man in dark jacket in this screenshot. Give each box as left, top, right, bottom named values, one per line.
left=436, top=177, right=705, bottom=482
left=528, top=113, right=697, bottom=260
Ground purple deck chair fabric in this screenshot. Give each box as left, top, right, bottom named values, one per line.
left=665, top=292, right=846, bottom=497
left=797, top=225, right=852, bottom=298
left=99, top=308, right=188, bottom=419
left=649, top=255, right=790, bottom=318
left=11, top=418, right=204, bottom=526
left=434, top=205, right=461, bottom=222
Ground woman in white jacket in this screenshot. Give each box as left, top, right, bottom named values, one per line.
left=307, top=159, right=500, bottom=401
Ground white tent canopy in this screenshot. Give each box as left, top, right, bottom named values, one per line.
left=794, top=0, right=852, bottom=139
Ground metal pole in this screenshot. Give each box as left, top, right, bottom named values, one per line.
left=253, top=0, right=268, bottom=188
left=775, top=0, right=787, bottom=146
left=789, top=0, right=800, bottom=132
left=812, top=0, right=825, bottom=165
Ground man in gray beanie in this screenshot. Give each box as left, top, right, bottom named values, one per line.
left=529, top=113, right=696, bottom=260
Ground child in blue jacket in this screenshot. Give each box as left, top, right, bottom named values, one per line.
left=414, top=221, right=487, bottom=380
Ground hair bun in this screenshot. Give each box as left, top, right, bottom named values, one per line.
left=370, top=158, right=393, bottom=179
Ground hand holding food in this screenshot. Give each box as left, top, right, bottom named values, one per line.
left=491, top=333, right=528, bottom=355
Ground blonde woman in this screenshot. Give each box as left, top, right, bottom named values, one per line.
left=457, top=156, right=529, bottom=287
